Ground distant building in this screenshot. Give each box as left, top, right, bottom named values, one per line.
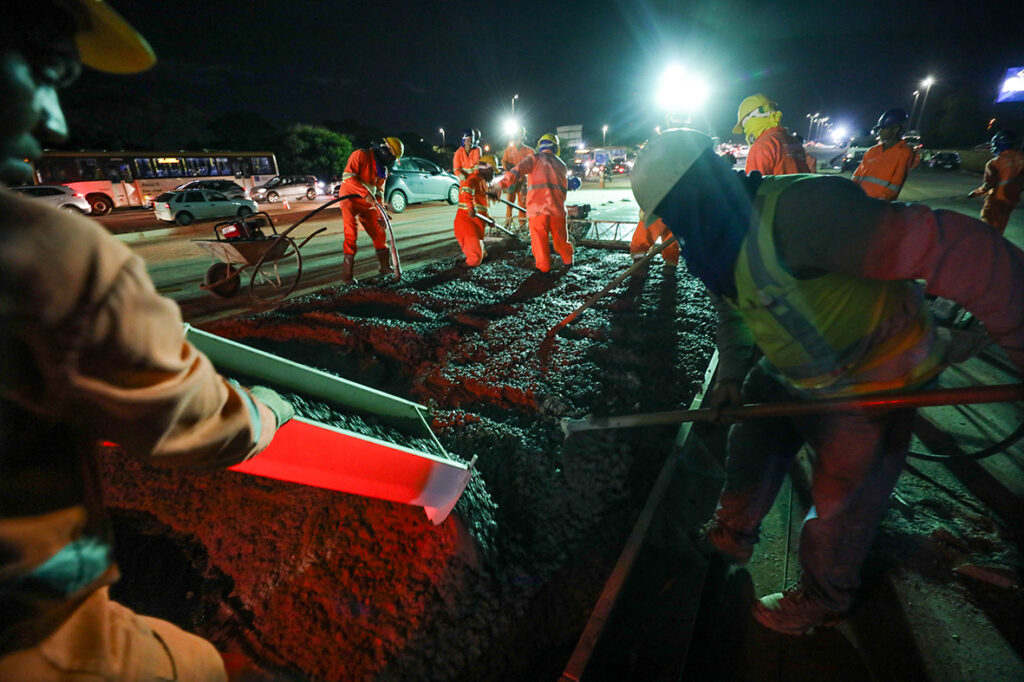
left=556, top=124, right=583, bottom=150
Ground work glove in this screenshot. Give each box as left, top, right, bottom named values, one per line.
left=249, top=385, right=295, bottom=428
left=707, top=379, right=743, bottom=423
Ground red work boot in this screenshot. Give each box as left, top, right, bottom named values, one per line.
left=341, top=253, right=357, bottom=284
left=698, top=517, right=753, bottom=565
left=752, top=585, right=844, bottom=635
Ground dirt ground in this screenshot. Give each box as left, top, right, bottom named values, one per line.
left=99, top=241, right=716, bottom=681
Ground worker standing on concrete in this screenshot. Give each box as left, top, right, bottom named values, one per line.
left=491, top=133, right=574, bottom=273
left=453, top=128, right=481, bottom=180
left=0, top=2, right=294, bottom=678
left=630, top=209, right=680, bottom=276
left=338, top=136, right=404, bottom=283
left=630, top=128, right=1024, bottom=636
left=501, top=126, right=534, bottom=231
left=454, top=154, right=497, bottom=267
left=852, top=108, right=919, bottom=201
left=734, top=94, right=812, bottom=176
left=968, top=131, right=1024, bottom=233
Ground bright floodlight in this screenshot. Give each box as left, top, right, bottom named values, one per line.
left=922, top=76, right=934, bottom=87
left=831, top=126, right=848, bottom=142
left=503, top=118, right=519, bottom=135
left=656, top=64, right=709, bottom=113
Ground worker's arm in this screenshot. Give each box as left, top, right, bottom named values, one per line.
left=775, top=177, right=1024, bottom=371
left=499, top=153, right=535, bottom=189
left=709, top=291, right=758, bottom=389
left=968, top=159, right=997, bottom=198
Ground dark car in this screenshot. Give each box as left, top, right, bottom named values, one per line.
left=383, top=157, right=459, bottom=213
left=174, top=179, right=248, bottom=199
left=929, top=151, right=961, bottom=170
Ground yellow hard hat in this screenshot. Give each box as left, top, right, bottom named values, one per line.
left=383, top=137, right=404, bottom=160
left=71, top=0, right=157, bottom=74
left=732, top=94, right=777, bottom=134
left=538, top=133, right=560, bottom=154
left=630, top=129, right=714, bottom=222
left=479, top=154, right=498, bottom=170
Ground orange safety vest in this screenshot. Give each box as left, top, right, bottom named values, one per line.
left=340, top=149, right=385, bottom=201
left=457, top=172, right=490, bottom=217
left=453, top=146, right=481, bottom=179
left=744, top=127, right=812, bottom=176
left=852, top=141, right=919, bottom=201
left=501, top=150, right=567, bottom=217
left=501, top=143, right=534, bottom=171
left=985, top=149, right=1024, bottom=206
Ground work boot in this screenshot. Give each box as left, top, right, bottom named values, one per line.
left=341, top=253, right=357, bottom=284
left=375, top=248, right=393, bottom=274
left=697, top=517, right=753, bottom=565
left=752, top=585, right=844, bottom=635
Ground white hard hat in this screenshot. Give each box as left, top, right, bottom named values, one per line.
left=630, top=128, right=714, bottom=220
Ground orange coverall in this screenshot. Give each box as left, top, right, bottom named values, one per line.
left=501, top=143, right=534, bottom=227
left=500, top=150, right=574, bottom=272
left=453, top=145, right=481, bottom=179
left=972, top=149, right=1024, bottom=233
left=454, top=171, right=490, bottom=266
left=630, top=217, right=680, bottom=267
left=339, top=148, right=388, bottom=256
left=852, top=140, right=919, bottom=201
left=745, top=126, right=812, bottom=176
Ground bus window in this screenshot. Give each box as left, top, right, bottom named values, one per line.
left=106, top=159, right=133, bottom=183
left=154, top=157, right=182, bottom=177
left=76, top=157, right=104, bottom=181
left=252, top=156, right=275, bottom=175
left=36, top=157, right=78, bottom=183
left=213, top=157, right=232, bottom=175
left=185, top=157, right=213, bottom=177
left=133, top=157, right=155, bottom=179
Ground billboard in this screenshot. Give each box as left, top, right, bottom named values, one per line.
left=996, top=67, right=1024, bottom=104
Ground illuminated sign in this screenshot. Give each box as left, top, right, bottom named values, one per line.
left=996, top=66, right=1024, bottom=104
left=156, top=157, right=179, bottom=163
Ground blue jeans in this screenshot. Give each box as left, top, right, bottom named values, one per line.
left=715, top=360, right=915, bottom=612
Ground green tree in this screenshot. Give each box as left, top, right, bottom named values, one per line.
left=276, top=124, right=353, bottom=178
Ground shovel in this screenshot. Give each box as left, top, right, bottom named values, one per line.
left=560, top=383, right=1024, bottom=438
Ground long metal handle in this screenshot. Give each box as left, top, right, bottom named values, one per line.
left=493, top=195, right=527, bottom=213
left=560, top=383, right=1024, bottom=437
left=477, top=213, right=520, bottom=239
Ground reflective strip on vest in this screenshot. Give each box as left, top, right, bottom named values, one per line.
left=857, top=175, right=902, bottom=192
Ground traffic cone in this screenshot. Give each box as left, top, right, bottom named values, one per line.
left=282, top=197, right=291, bottom=210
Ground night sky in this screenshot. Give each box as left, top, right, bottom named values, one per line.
left=82, top=0, right=1023, bottom=147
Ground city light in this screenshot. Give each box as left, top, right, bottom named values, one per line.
left=504, top=118, right=519, bottom=136
left=656, top=63, right=709, bottom=114
left=439, top=128, right=445, bottom=147
left=602, top=125, right=608, bottom=146
left=831, top=126, right=849, bottom=143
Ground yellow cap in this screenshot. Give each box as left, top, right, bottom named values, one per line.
left=479, top=154, right=498, bottom=169
left=72, top=0, right=156, bottom=74
left=732, top=94, right=777, bottom=134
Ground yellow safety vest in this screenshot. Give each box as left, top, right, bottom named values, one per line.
left=728, top=175, right=944, bottom=396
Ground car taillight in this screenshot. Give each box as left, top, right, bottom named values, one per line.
left=75, top=192, right=85, bottom=198
left=162, top=203, right=170, bottom=209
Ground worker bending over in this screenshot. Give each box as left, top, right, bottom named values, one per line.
left=853, top=108, right=919, bottom=201
left=0, top=2, right=294, bottom=678
left=631, top=128, right=1024, bottom=636
left=629, top=209, right=679, bottom=276
left=968, top=131, right=1024, bottom=233
left=734, top=94, right=812, bottom=175
left=338, top=136, right=404, bottom=283
left=501, top=126, right=533, bottom=231
left=454, top=154, right=497, bottom=267
left=492, top=133, right=574, bottom=273
left=453, top=128, right=481, bottom=180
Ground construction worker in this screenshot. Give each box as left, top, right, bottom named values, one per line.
left=734, top=94, right=812, bottom=175
left=453, top=128, right=481, bottom=180
left=338, top=136, right=404, bottom=283
left=501, top=126, right=534, bottom=231
left=852, top=108, right=920, bottom=201
left=630, top=209, right=680, bottom=275
left=454, top=154, right=497, bottom=266
left=630, top=128, right=1024, bottom=636
left=0, top=2, right=294, bottom=679
left=968, top=131, right=1024, bottom=233
left=491, top=133, right=574, bottom=273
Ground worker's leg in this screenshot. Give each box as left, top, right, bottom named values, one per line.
left=362, top=210, right=387, bottom=250
left=0, top=586, right=227, bottom=681
left=516, top=187, right=528, bottom=229
left=981, top=199, right=1011, bottom=233
left=713, top=361, right=806, bottom=551
left=454, top=213, right=483, bottom=266
left=549, top=214, right=574, bottom=267
left=795, top=406, right=914, bottom=613
left=529, top=215, right=553, bottom=272
left=629, top=223, right=654, bottom=260
left=340, top=201, right=363, bottom=255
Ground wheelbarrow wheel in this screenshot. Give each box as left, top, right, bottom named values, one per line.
left=249, top=235, right=302, bottom=304
left=202, top=262, right=242, bottom=298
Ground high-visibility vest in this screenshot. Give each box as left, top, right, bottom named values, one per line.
left=728, top=175, right=944, bottom=396
left=453, top=146, right=481, bottom=179
left=852, top=141, right=918, bottom=201
left=457, top=173, right=489, bottom=217
left=745, top=127, right=812, bottom=176
left=988, top=150, right=1024, bottom=205
left=503, top=150, right=567, bottom=217
left=340, top=149, right=384, bottom=201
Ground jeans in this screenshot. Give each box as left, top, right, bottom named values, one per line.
left=714, top=360, right=915, bottom=612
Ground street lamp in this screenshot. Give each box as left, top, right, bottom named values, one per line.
left=512, top=94, right=519, bottom=118
left=806, top=113, right=815, bottom=139
left=917, top=77, right=934, bottom=132
left=816, top=116, right=829, bottom=141
left=439, top=128, right=445, bottom=148
left=909, top=90, right=920, bottom=130
left=602, top=125, right=608, bottom=146
left=656, top=64, right=709, bottom=126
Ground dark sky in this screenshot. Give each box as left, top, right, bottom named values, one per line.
left=89, top=0, right=1023, bottom=147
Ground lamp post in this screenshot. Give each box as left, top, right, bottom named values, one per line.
left=909, top=90, right=920, bottom=130
left=602, top=125, right=608, bottom=146
left=806, top=113, right=814, bottom=139
left=512, top=94, right=519, bottom=118
left=917, top=77, right=934, bottom=132
left=439, top=128, right=445, bottom=148
left=816, top=116, right=829, bottom=141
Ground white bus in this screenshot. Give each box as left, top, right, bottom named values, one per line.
left=32, top=150, right=278, bottom=215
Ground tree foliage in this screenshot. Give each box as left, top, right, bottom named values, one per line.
left=275, top=125, right=353, bottom=178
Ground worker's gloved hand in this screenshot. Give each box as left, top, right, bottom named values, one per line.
left=249, top=386, right=295, bottom=428
left=707, top=379, right=743, bottom=423
left=485, top=189, right=500, bottom=200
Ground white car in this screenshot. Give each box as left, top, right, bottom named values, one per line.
left=153, top=189, right=258, bottom=226
left=11, top=185, right=92, bottom=214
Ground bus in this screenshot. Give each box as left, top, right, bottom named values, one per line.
left=31, top=150, right=278, bottom=215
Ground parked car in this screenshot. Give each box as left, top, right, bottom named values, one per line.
left=929, top=151, right=961, bottom=170
left=381, top=157, right=459, bottom=213
left=251, top=175, right=319, bottom=203
left=11, top=184, right=92, bottom=214
left=152, top=189, right=258, bottom=226
left=175, top=179, right=248, bottom=199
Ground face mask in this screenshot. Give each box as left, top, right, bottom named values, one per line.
left=742, top=109, right=782, bottom=145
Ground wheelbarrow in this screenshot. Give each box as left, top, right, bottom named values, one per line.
left=194, top=198, right=339, bottom=304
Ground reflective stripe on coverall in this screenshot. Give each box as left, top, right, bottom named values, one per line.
left=501, top=143, right=533, bottom=225
left=339, top=148, right=388, bottom=256
left=852, top=140, right=919, bottom=201
left=454, top=172, right=490, bottom=266
left=744, top=126, right=812, bottom=176
left=453, top=146, right=481, bottom=180
left=630, top=217, right=680, bottom=266
left=975, top=149, right=1024, bottom=233
left=501, top=150, right=574, bottom=272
